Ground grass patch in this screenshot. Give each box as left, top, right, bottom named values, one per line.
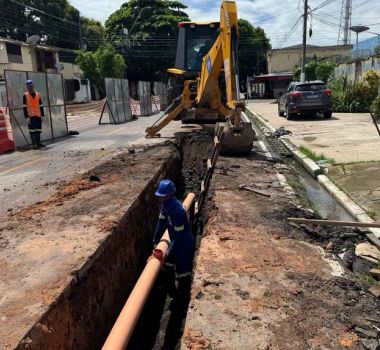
left=299, top=145, right=336, bottom=164
left=366, top=208, right=376, bottom=220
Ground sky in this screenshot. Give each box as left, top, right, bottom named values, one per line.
left=69, top=0, right=380, bottom=48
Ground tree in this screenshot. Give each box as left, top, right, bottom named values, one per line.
left=238, top=19, right=271, bottom=87
left=0, top=0, right=81, bottom=49
left=105, top=0, right=189, bottom=80
left=81, top=17, right=105, bottom=51
left=76, top=44, right=126, bottom=97
left=294, top=59, right=337, bottom=82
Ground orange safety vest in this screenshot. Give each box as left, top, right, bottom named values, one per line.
left=24, top=92, right=42, bottom=118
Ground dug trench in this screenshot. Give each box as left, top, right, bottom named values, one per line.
left=0, top=132, right=212, bottom=350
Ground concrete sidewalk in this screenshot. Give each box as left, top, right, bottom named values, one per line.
left=248, top=100, right=380, bottom=163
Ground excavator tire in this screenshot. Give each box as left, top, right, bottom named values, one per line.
left=219, top=118, right=257, bottom=155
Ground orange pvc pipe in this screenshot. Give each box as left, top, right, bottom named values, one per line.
left=102, top=193, right=196, bottom=350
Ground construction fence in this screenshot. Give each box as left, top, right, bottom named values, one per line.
left=99, top=80, right=168, bottom=124
left=4, top=70, right=68, bottom=148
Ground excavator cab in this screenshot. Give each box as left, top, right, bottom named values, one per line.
left=173, top=22, right=220, bottom=76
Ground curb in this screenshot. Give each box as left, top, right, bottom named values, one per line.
left=246, top=106, right=322, bottom=177
left=245, top=105, right=380, bottom=238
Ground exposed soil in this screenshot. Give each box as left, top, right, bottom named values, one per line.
left=0, top=143, right=180, bottom=350
left=181, top=155, right=380, bottom=350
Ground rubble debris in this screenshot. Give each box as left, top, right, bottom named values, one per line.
left=369, top=282, right=380, bottom=298
left=355, top=243, right=380, bottom=263
left=89, top=175, right=101, bottom=182
left=239, top=184, right=270, bottom=197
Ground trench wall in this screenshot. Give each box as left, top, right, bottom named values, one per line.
left=16, top=151, right=182, bottom=350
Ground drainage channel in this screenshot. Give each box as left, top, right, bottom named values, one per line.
left=289, top=160, right=355, bottom=222
left=248, top=113, right=355, bottom=222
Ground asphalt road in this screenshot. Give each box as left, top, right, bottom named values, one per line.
left=248, top=99, right=380, bottom=163
left=0, top=112, right=185, bottom=216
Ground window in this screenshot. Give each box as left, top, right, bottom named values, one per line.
left=44, top=51, right=55, bottom=69
left=58, top=51, right=76, bottom=64
left=6, top=43, right=23, bottom=64
left=295, top=83, right=326, bottom=91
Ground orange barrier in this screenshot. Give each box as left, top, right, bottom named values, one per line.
left=0, top=108, right=15, bottom=155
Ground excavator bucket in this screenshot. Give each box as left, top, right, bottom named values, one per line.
left=218, top=115, right=257, bottom=155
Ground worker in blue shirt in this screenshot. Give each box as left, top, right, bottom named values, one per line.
left=153, top=179, right=195, bottom=281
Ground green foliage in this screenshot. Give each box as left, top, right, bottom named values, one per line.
left=238, top=19, right=271, bottom=87
left=76, top=44, right=126, bottom=97
left=294, top=58, right=336, bottom=82
left=81, top=18, right=105, bottom=51
left=299, top=146, right=335, bottom=164
left=372, top=96, right=380, bottom=119
left=105, top=0, right=189, bottom=80
left=0, top=0, right=81, bottom=49
left=329, top=70, right=380, bottom=113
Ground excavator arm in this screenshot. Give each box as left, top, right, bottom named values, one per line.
left=146, top=0, right=248, bottom=140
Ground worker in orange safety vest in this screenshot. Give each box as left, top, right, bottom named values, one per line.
left=23, top=80, right=45, bottom=149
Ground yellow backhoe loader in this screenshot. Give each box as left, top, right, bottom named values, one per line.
left=145, top=0, right=256, bottom=154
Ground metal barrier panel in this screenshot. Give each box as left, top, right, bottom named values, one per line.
left=4, top=70, right=67, bottom=147
left=153, top=82, right=168, bottom=111
left=121, top=79, right=132, bottom=121
left=104, top=78, right=132, bottom=124
left=138, top=81, right=152, bottom=116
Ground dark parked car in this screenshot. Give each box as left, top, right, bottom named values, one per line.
left=278, top=81, right=333, bottom=120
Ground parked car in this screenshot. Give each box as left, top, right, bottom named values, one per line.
left=278, top=81, right=333, bottom=120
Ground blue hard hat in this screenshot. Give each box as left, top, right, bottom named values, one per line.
left=155, top=179, right=176, bottom=197
left=25, top=80, right=33, bottom=87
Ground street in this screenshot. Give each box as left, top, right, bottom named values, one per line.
left=0, top=113, right=185, bottom=217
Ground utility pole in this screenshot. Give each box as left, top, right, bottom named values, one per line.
left=343, top=0, right=352, bottom=45
left=78, top=15, right=83, bottom=49
left=300, top=0, right=308, bottom=82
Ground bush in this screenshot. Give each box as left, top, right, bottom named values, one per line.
left=372, top=96, right=380, bottom=119
left=328, top=70, right=380, bottom=113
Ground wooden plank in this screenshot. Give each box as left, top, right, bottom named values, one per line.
left=239, top=185, right=270, bottom=197
left=288, top=218, right=380, bottom=228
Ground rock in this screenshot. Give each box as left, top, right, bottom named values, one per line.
left=128, top=148, right=136, bottom=154
left=352, top=256, right=376, bottom=274
left=369, top=269, right=380, bottom=279
left=355, top=326, right=378, bottom=339
left=89, top=175, right=101, bottom=182
left=326, top=241, right=334, bottom=251
left=361, top=338, right=379, bottom=350
left=355, top=243, right=380, bottom=263
left=369, top=282, right=380, bottom=298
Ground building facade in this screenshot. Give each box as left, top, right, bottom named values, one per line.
left=267, top=44, right=353, bottom=73
left=0, top=38, right=90, bottom=105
